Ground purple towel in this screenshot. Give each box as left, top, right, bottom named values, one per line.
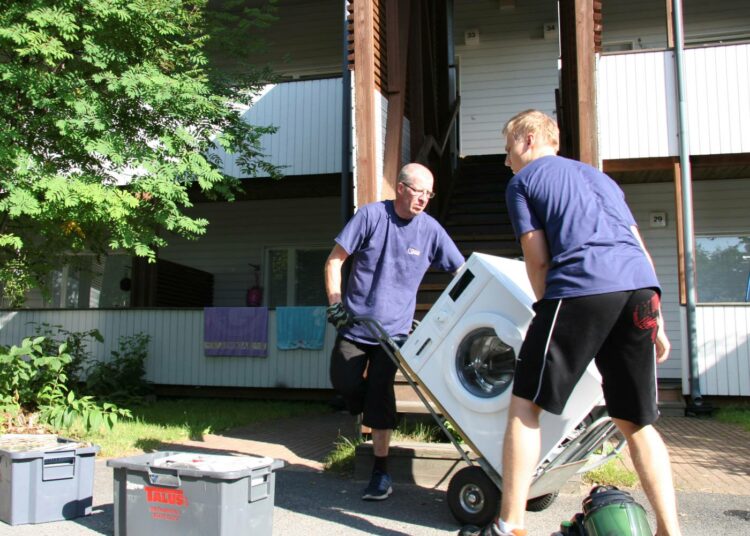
left=203, top=307, right=268, bottom=357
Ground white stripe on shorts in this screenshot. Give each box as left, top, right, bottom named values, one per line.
left=533, top=299, right=563, bottom=404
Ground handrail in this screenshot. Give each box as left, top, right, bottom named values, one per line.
left=415, top=97, right=461, bottom=164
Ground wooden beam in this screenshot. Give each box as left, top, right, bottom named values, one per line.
left=408, top=0, right=425, bottom=161
left=574, top=0, right=598, bottom=165
left=382, top=0, right=411, bottom=198
left=672, top=161, right=687, bottom=305
left=604, top=156, right=678, bottom=172
left=666, top=0, right=675, bottom=48
left=604, top=153, right=750, bottom=173
left=352, top=0, right=378, bottom=207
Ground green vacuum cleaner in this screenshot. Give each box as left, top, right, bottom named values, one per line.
left=553, top=485, right=652, bottom=536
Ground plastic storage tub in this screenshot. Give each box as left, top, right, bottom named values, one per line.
left=0, top=435, right=99, bottom=525
left=107, top=451, right=284, bottom=536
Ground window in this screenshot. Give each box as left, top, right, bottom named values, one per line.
left=48, top=255, right=132, bottom=308
left=266, top=247, right=329, bottom=307
left=601, top=40, right=635, bottom=53
left=696, top=235, right=750, bottom=303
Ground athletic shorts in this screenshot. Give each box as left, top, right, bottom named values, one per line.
left=329, top=336, right=398, bottom=430
left=512, top=288, right=661, bottom=426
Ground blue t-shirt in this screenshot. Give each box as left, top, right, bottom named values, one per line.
left=505, top=155, right=660, bottom=299
left=336, top=200, right=465, bottom=342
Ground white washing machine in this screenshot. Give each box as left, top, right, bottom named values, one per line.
left=400, top=252, right=605, bottom=477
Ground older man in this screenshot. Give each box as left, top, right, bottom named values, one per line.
left=325, top=162, right=464, bottom=500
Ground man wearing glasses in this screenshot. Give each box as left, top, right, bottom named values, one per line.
left=325, top=162, right=464, bottom=501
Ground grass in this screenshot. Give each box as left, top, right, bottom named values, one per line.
left=324, top=436, right=362, bottom=474
left=581, top=454, right=639, bottom=489
left=714, top=405, right=750, bottom=433
left=323, top=418, right=448, bottom=475
left=66, top=398, right=329, bottom=458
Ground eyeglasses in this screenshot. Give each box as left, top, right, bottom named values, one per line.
left=402, top=182, right=435, bottom=199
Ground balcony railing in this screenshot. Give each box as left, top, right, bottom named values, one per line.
left=597, top=42, right=750, bottom=160
left=211, top=77, right=343, bottom=178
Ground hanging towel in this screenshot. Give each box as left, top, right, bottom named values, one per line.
left=276, top=306, right=327, bottom=350
left=203, top=307, right=269, bottom=357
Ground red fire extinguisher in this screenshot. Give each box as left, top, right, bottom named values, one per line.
left=246, top=263, right=263, bottom=307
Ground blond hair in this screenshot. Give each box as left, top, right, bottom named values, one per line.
left=502, top=109, right=560, bottom=151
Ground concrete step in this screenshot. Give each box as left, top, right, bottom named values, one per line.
left=354, top=440, right=477, bottom=488
left=657, top=382, right=687, bottom=416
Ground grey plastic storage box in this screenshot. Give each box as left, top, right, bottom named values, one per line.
left=0, top=436, right=100, bottom=525
left=107, top=451, right=284, bottom=536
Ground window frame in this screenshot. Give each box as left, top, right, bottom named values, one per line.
left=263, top=244, right=330, bottom=308
left=695, top=233, right=750, bottom=304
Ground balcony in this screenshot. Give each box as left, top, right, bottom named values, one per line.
left=211, top=77, right=344, bottom=178
left=597, top=42, right=750, bottom=160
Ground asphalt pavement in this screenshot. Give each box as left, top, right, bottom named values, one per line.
left=0, top=458, right=747, bottom=535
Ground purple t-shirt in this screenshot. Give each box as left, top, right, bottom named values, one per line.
left=336, top=200, right=464, bottom=342
left=505, top=155, right=660, bottom=299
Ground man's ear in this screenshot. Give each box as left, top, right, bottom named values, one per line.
left=525, top=133, right=535, bottom=150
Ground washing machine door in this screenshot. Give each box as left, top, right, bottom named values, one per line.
left=456, top=326, right=515, bottom=399
left=445, top=312, right=525, bottom=414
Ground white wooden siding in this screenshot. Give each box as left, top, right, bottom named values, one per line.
left=695, top=306, right=750, bottom=396
left=213, top=78, right=343, bottom=177
left=598, top=43, right=750, bottom=159
left=453, top=0, right=559, bottom=156
left=696, top=304, right=750, bottom=396
left=690, top=179, right=750, bottom=395
left=683, top=45, right=750, bottom=155
left=624, top=178, right=750, bottom=394
left=620, top=182, right=682, bottom=378
left=160, top=197, right=341, bottom=307
left=597, top=51, right=677, bottom=159
left=0, top=309, right=335, bottom=389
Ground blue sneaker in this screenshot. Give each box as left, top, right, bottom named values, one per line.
left=362, top=469, right=392, bottom=500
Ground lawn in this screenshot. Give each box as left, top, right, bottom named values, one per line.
left=69, top=398, right=329, bottom=457
left=714, top=404, right=750, bottom=433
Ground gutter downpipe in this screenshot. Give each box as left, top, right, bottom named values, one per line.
left=340, top=0, right=353, bottom=226
left=672, top=0, right=703, bottom=409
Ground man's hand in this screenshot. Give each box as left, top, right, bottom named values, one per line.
left=655, top=319, right=671, bottom=363
left=327, top=302, right=354, bottom=330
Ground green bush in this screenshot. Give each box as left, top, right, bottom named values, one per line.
left=0, top=337, right=130, bottom=432
left=30, top=323, right=104, bottom=385
left=85, top=333, right=153, bottom=405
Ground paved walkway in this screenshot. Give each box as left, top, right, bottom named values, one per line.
left=172, top=411, right=750, bottom=495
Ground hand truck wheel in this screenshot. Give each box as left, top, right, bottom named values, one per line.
left=447, top=466, right=501, bottom=526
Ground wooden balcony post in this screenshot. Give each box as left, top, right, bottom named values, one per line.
left=352, top=0, right=378, bottom=206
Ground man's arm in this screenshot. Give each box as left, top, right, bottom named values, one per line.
left=519, top=229, right=550, bottom=300
left=325, top=243, right=349, bottom=305
left=631, top=225, right=671, bottom=363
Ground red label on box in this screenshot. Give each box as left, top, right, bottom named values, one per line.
left=145, top=486, right=188, bottom=507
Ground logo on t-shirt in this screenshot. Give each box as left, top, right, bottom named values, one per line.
left=407, top=247, right=421, bottom=256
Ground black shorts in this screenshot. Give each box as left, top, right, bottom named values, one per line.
left=329, top=336, right=398, bottom=430
left=512, top=289, right=661, bottom=426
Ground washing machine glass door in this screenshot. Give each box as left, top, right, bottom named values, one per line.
left=456, top=327, right=515, bottom=399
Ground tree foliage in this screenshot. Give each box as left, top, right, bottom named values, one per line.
left=0, top=0, right=279, bottom=306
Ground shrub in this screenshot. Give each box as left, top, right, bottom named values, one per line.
left=0, top=337, right=130, bottom=433
left=30, top=323, right=104, bottom=385
left=85, top=333, right=152, bottom=405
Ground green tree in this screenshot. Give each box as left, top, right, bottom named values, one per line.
left=0, top=0, right=278, bottom=306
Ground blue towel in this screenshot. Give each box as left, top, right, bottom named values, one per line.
left=276, top=306, right=327, bottom=350
left=204, top=307, right=268, bottom=357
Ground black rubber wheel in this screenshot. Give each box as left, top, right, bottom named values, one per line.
left=526, top=491, right=559, bottom=512
left=447, top=466, right=501, bottom=526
